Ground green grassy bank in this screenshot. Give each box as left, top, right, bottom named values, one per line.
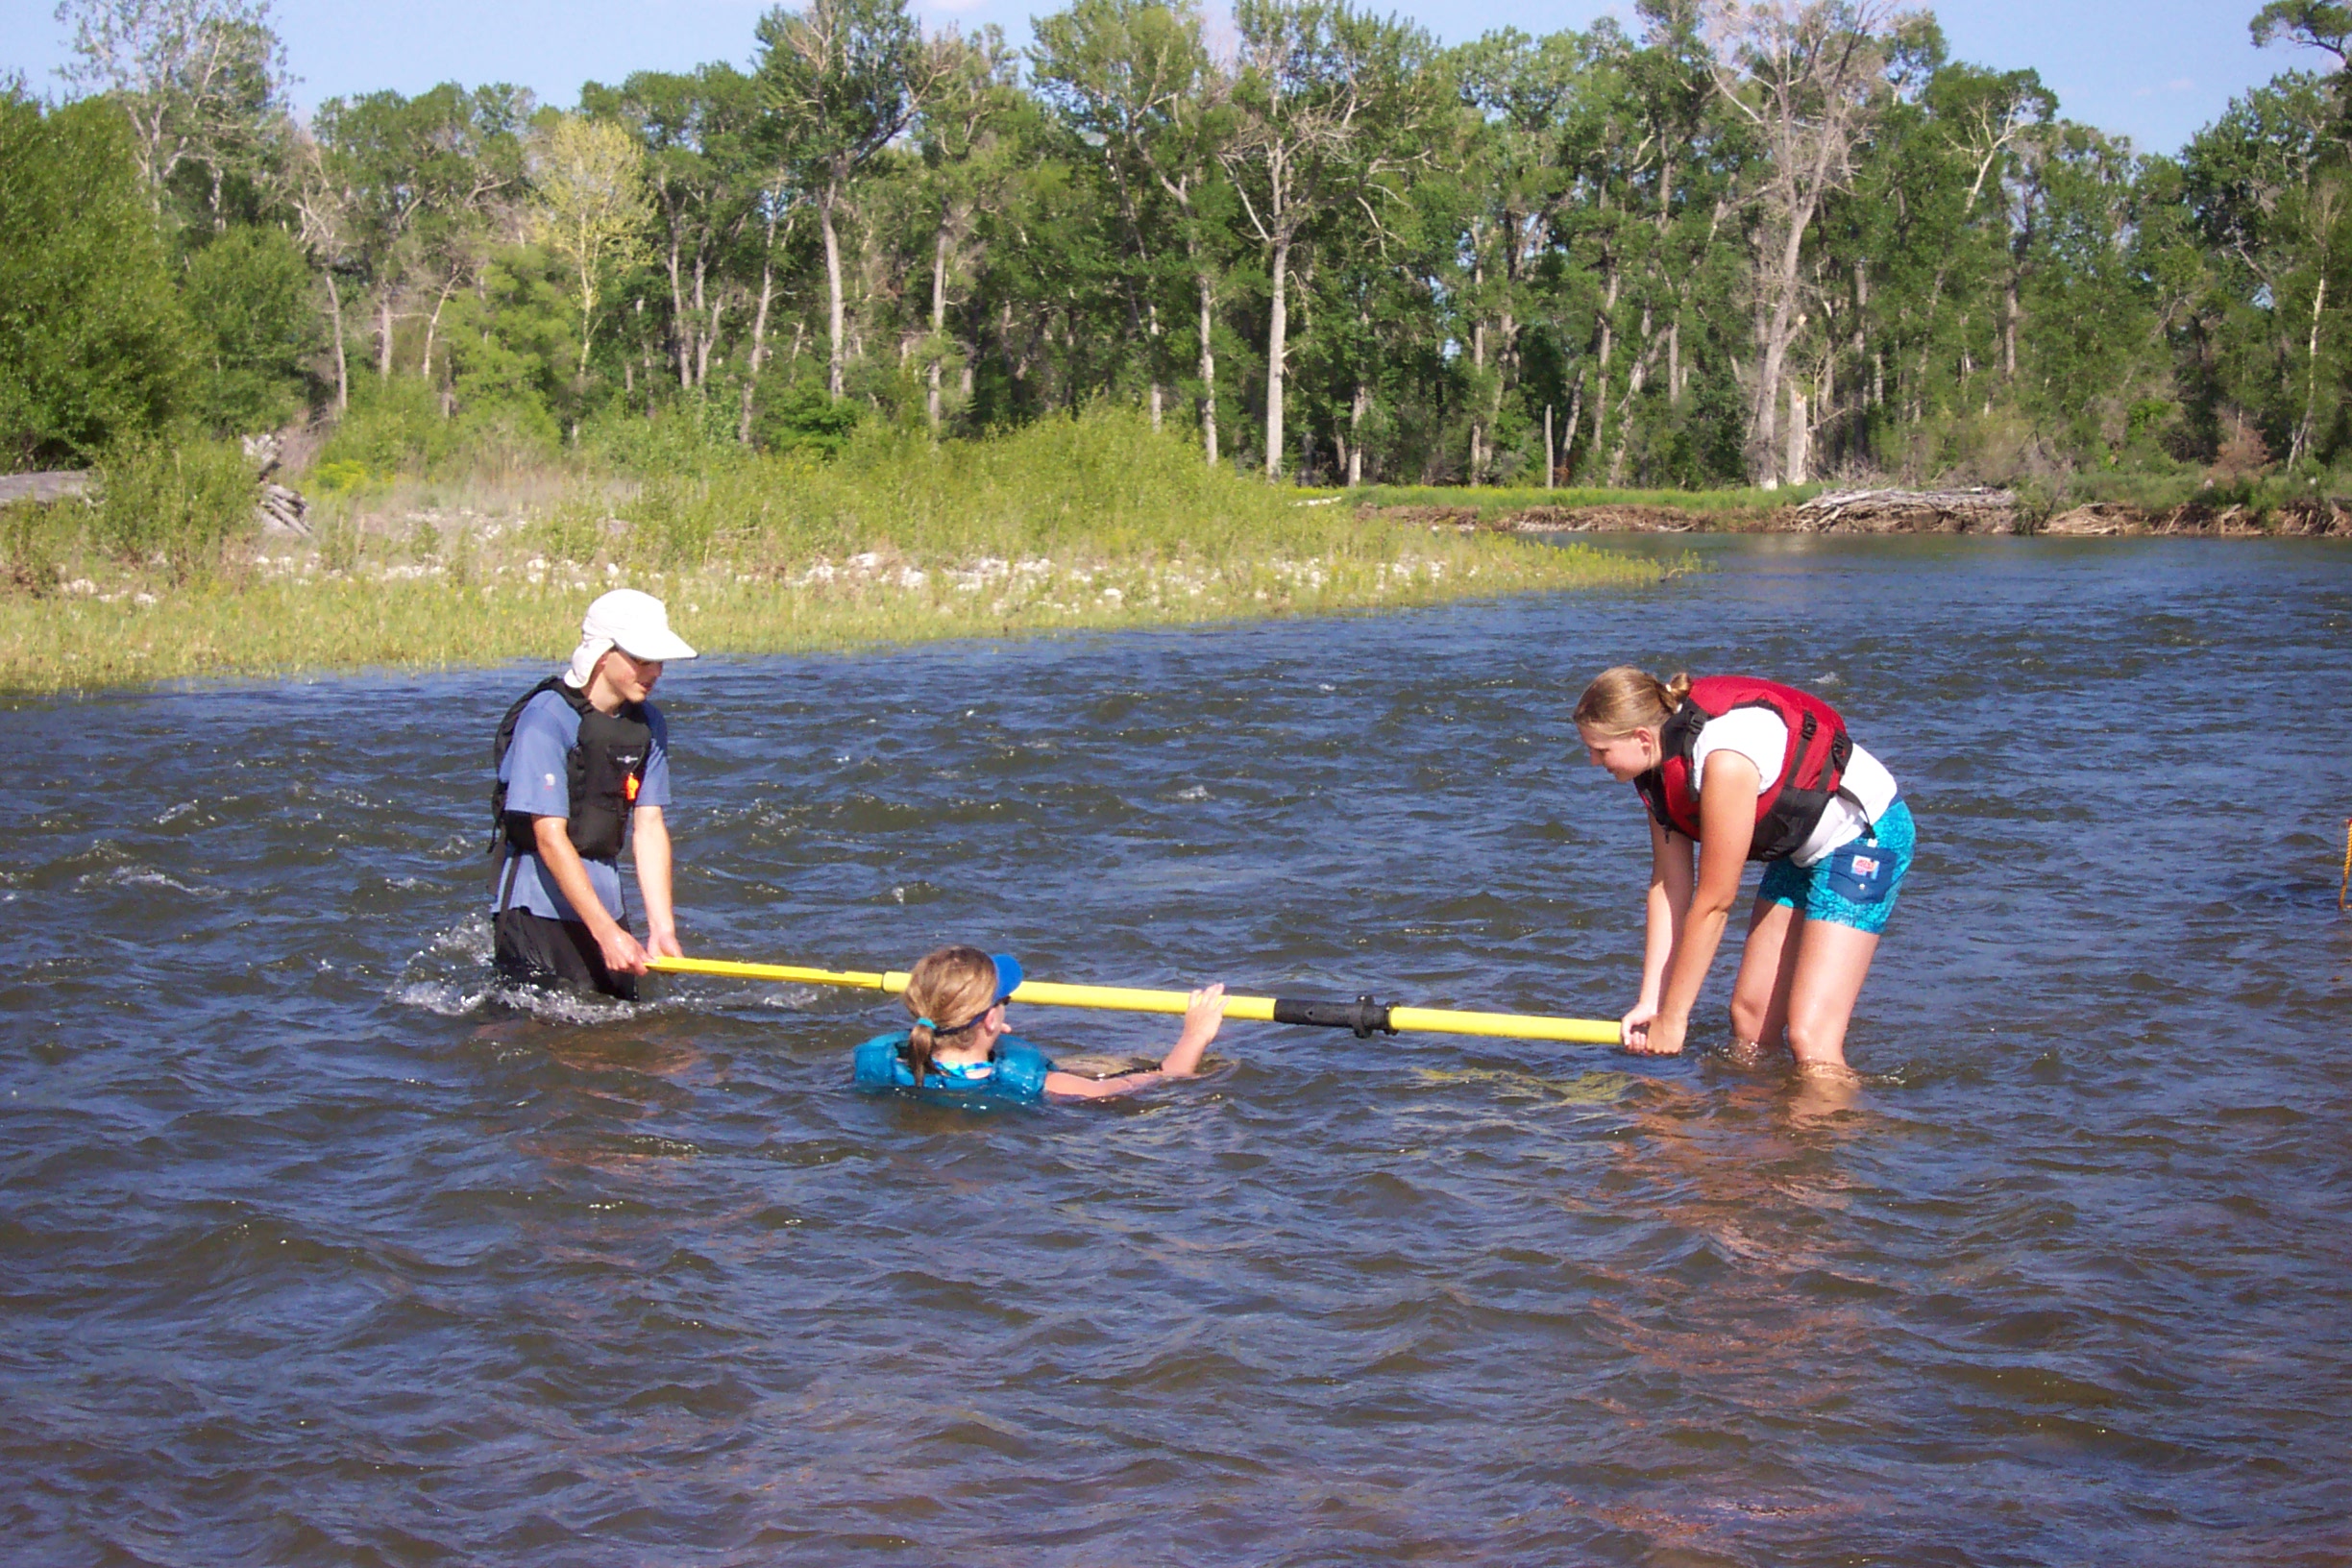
left=1, top=413, right=1679, bottom=693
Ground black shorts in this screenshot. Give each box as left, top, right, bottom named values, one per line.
left=493, top=907, right=641, bottom=1002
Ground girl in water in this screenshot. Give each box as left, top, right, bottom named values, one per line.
left=853, top=946, right=1228, bottom=1103
left=1575, top=667, right=1914, bottom=1074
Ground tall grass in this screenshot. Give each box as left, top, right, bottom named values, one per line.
left=88, top=437, right=258, bottom=578
left=2, top=409, right=1680, bottom=692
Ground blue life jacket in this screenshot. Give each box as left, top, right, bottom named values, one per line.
left=852, top=1031, right=1055, bottom=1105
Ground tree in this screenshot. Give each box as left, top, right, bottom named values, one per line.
left=183, top=223, right=315, bottom=430
left=0, top=92, right=191, bottom=466
left=756, top=0, right=943, bottom=400
left=1706, top=0, right=1895, bottom=486
left=312, top=84, right=530, bottom=386
left=585, top=64, right=766, bottom=396
left=1224, top=0, right=1436, bottom=477
left=53, top=0, right=292, bottom=228
left=529, top=113, right=653, bottom=381
left=1033, top=0, right=1224, bottom=442
left=2251, top=1, right=2352, bottom=65
left=911, top=29, right=1018, bottom=434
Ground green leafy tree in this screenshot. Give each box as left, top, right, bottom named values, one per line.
left=182, top=221, right=315, bottom=431
left=1224, top=0, right=1439, bottom=477
left=0, top=92, right=191, bottom=467
left=756, top=0, right=944, bottom=399
left=54, top=0, right=293, bottom=229
left=528, top=112, right=652, bottom=381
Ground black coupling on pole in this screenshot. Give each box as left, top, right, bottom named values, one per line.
left=1271, top=994, right=1397, bottom=1039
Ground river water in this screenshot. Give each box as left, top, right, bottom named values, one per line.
left=6, top=536, right=2349, bottom=1565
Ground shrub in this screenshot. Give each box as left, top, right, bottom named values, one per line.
left=754, top=384, right=863, bottom=459
left=0, top=499, right=73, bottom=595
left=90, top=436, right=257, bottom=579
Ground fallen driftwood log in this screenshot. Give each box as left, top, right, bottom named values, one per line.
left=0, top=442, right=312, bottom=534
left=241, top=432, right=311, bottom=535
left=0, top=471, right=91, bottom=506
left=1792, top=487, right=2017, bottom=533
left=258, top=481, right=310, bottom=535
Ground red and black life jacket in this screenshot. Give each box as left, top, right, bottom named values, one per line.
left=1632, top=675, right=1861, bottom=863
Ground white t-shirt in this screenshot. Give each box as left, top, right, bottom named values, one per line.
left=1690, top=707, right=1900, bottom=867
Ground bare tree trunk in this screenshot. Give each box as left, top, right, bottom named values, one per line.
left=1470, top=303, right=1487, bottom=481
left=821, top=183, right=846, bottom=400
left=1263, top=236, right=1288, bottom=479
left=377, top=294, right=394, bottom=380
left=421, top=272, right=459, bottom=388
left=2295, top=273, right=2329, bottom=464
left=1147, top=301, right=1164, bottom=430
left=1560, top=364, right=1586, bottom=480
left=1822, top=353, right=1835, bottom=466
left=1594, top=261, right=1619, bottom=474
left=741, top=222, right=778, bottom=444
left=324, top=270, right=349, bottom=413
left=2004, top=274, right=2019, bottom=380
left=693, top=254, right=716, bottom=390
left=1349, top=380, right=1367, bottom=486
left=1610, top=299, right=1654, bottom=484
left=1786, top=381, right=1810, bottom=485
left=668, top=233, right=691, bottom=388
left=1197, top=270, right=1219, bottom=467
left=928, top=226, right=948, bottom=436
left=1668, top=319, right=1681, bottom=406
left=1544, top=403, right=1554, bottom=489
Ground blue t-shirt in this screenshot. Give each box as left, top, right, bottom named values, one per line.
left=852, top=1032, right=1056, bottom=1105
left=494, top=685, right=671, bottom=922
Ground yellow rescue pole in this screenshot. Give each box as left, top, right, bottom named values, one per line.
left=646, top=955, right=1621, bottom=1045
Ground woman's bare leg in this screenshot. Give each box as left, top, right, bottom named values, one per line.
left=1781, top=919, right=1881, bottom=1072
left=1729, top=897, right=1801, bottom=1054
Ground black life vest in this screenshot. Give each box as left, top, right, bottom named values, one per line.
left=1632, top=674, right=1861, bottom=863
left=489, top=675, right=653, bottom=865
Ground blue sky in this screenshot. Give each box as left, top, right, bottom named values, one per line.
left=2, top=0, right=2330, bottom=158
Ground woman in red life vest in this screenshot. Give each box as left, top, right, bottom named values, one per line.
left=1574, top=667, right=1915, bottom=1073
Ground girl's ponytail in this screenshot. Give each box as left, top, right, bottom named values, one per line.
left=904, top=1016, right=941, bottom=1089
left=899, top=945, right=1001, bottom=1086
left=1574, top=665, right=1689, bottom=736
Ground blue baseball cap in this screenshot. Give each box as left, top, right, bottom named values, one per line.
left=989, top=953, right=1024, bottom=1004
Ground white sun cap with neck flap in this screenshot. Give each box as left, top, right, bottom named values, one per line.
left=564, top=589, right=698, bottom=688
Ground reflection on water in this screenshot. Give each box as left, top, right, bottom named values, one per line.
left=4, top=536, right=2349, bottom=1563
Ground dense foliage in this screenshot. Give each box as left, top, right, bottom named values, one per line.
left=7, top=0, right=2350, bottom=491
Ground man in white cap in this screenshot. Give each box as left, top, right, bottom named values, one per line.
left=488, top=589, right=697, bottom=1000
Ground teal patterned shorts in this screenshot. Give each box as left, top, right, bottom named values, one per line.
left=1756, top=798, right=1915, bottom=936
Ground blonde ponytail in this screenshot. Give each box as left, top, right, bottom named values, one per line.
left=900, top=945, right=1000, bottom=1086
left=1573, top=665, right=1689, bottom=736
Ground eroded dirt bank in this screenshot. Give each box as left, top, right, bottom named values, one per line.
left=1364, top=488, right=2352, bottom=538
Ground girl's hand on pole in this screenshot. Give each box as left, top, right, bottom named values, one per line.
left=1164, top=983, right=1226, bottom=1076
left=1620, top=999, right=1657, bottom=1052
left=1631, top=1013, right=1687, bottom=1057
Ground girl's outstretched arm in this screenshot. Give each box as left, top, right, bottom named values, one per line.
left=1639, top=755, right=1757, bottom=1057
left=1044, top=985, right=1228, bottom=1100
left=1624, top=819, right=1695, bottom=1050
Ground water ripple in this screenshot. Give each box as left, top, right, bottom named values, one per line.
left=4, top=538, right=2350, bottom=1562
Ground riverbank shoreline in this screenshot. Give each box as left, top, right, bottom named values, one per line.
left=0, top=414, right=1691, bottom=695
left=1357, top=486, right=2352, bottom=538
left=0, top=531, right=1675, bottom=695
